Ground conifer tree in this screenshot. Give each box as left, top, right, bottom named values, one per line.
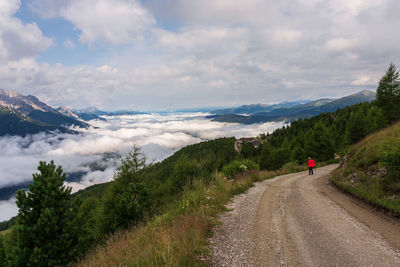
left=291, top=145, right=306, bottom=164
left=376, top=63, right=400, bottom=123
left=306, top=122, right=335, bottom=161
left=101, top=147, right=151, bottom=233
left=13, top=161, right=89, bottom=266
left=345, top=110, right=368, bottom=144
left=258, top=142, right=274, bottom=170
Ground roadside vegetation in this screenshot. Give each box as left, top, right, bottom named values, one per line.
left=0, top=63, right=398, bottom=266
left=76, top=165, right=309, bottom=267
left=331, top=122, right=400, bottom=214
left=331, top=63, right=400, bottom=215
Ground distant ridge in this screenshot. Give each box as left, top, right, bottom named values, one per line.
left=212, top=100, right=309, bottom=115
left=209, top=90, right=376, bottom=124
left=74, top=107, right=146, bottom=117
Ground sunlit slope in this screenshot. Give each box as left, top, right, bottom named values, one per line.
left=331, top=122, right=400, bottom=214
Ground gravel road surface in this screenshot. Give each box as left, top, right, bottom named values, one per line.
left=209, top=164, right=400, bottom=266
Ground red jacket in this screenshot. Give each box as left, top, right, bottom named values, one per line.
left=307, top=159, right=315, bottom=167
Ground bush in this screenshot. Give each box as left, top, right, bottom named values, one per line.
left=0, top=235, right=5, bottom=267
left=379, top=141, right=400, bottom=191
left=222, top=160, right=259, bottom=178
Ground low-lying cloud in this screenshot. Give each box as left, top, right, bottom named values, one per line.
left=0, top=113, right=284, bottom=221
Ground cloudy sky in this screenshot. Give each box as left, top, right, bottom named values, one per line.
left=0, top=0, right=399, bottom=110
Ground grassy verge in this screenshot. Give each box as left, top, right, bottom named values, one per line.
left=76, top=163, right=309, bottom=267
left=330, top=122, right=400, bottom=216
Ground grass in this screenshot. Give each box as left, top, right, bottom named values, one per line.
left=76, top=164, right=310, bottom=266
left=0, top=229, right=11, bottom=236
left=331, top=122, right=400, bottom=215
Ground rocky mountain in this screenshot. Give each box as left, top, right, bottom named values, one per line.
left=0, top=88, right=55, bottom=116
left=209, top=90, right=376, bottom=124
left=56, top=106, right=80, bottom=120
left=0, top=89, right=88, bottom=136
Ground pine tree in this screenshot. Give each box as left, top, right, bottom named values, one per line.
left=376, top=63, right=400, bottom=123
left=345, top=110, right=368, bottom=144
left=258, top=142, right=274, bottom=170
left=291, top=145, right=306, bottom=164
left=101, top=147, right=151, bottom=233
left=306, top=122, right=335, bottom=161
left=13, top=161, right=90, bottom=266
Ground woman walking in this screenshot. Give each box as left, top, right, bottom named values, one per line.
left=307, top=157, right=315, bottom=175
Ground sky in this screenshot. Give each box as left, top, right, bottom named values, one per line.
left=0, top=0, right=399, bottom=110
left=0, top=113, right=285, bottom=221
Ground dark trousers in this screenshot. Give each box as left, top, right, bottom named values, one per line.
left=309, top=167, right=313, bottom=175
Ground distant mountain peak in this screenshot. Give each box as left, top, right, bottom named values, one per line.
left=56, top=106, right=80, bottom=120
left=0, top=88, right=55, bottom=116
left=355, top=90, right=376, bottom=97
left=0, top=88, right=88, bottom=136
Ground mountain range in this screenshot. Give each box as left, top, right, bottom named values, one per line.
left=0, top=89, right=88, bottom=136
left=0, top=88, right=377, bottom=136
left=208, top=90, right=376, bottom=124
left=212, top=100, right=310, bottom=115
left=0, top=89, right=152, bottom=137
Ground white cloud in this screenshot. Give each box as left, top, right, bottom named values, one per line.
left=0, top=0, right=20, bottom=15
left=29, top=0, right=68, bottom=19
left=0, top=113, right=285, bottom=221
left=65, top=168, right=116, bottom=193
left=147, top=0, right=277, bottom=26
left=63, top=39, right=76, bottom=49
left=0, top=0, right=53, bottom=61
left=326, top=0, right=385, bottom=16
left=351, top=76, right=377, bottom=86
left=61, top=0, right=156, bottom=44
left=0, top=113, right=284, bottom=189
left=155, top=27, right=247, bottom=52
left=0, top=197, right=17, bottom=221
left=326, top=38, right=356, bottom=51
left=272, top=30, right=302, bottom=45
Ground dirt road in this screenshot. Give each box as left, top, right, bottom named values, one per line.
left=209, top=165, right=400, bottom=266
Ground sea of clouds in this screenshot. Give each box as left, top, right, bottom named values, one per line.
left=0, top=113, right=285, bottom=221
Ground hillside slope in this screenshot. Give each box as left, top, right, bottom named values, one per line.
left=0, top=108, right=73, bottom=136
left=331, top=122, right=400, bottom=214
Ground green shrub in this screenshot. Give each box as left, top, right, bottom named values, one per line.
left=222, top=160, right=259, bottom=178
left=0, top=235, right=5, bottom=267
left=379, top=141, right=400, bottom=192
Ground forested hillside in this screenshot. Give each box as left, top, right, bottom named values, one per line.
left=0, top=108, right=73, bottom=136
